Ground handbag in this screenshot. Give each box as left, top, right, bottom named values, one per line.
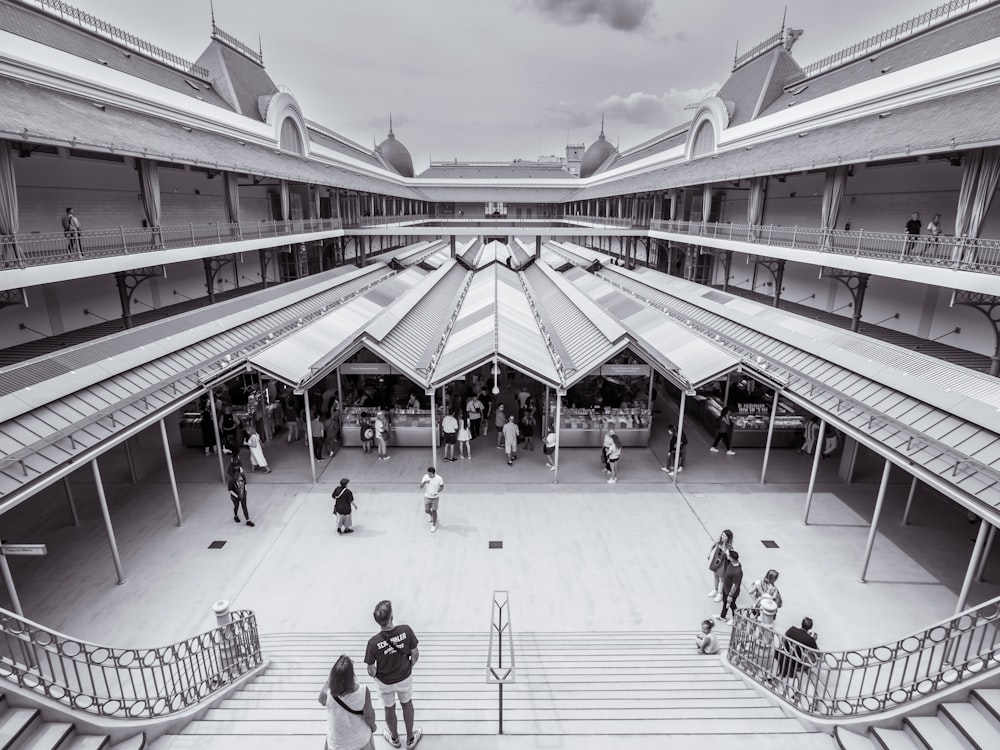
left=708, top=545, right=726, bottom=571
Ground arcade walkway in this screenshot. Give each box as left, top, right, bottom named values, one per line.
left=0, top=393, right=995, bottom=658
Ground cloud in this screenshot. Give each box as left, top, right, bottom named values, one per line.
left=525, top=0, right=654, bottom=31
left=598, top=85, right=721, bottom=129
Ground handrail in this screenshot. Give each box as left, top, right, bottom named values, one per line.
left=25, top=0, right=211, bottom=78
left=650, top=219, right=1000, bottom=275
left=727, top=595, right=1000, bottom=717
left=734, top=28, right=785, bottom=71
left=0, top=606, right=262, bottom=718
left=486, top=590, right=514, bottom=735
left=0, top=218, right=343, bottom=271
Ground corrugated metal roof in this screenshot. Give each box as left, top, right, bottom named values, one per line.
left=606, top=266, right=1000, bottom=512
left=496, top=267, right=561, bottom=385
left=249, top=267, right=426, bottom=386
left=432, top=271, right=499, bottom=383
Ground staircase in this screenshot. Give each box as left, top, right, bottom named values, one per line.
left=0, top=693, right=144, bottom=750
left=835, top=688, right=1000, bottom=749
left=152, top=631, right=830, bottom=748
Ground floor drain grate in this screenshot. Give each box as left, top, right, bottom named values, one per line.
left=761, top=540, right=779, bottom=549
left=208, top=541, right=227, bottom=549
left=489, top=540, right=503, bottom=549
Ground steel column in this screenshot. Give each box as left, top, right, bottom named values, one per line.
left=803, top=419, right=827, bottom=525
left=63, top=477, right=80, bottom=526
left=304, top=389, right=317, bottom=484
left=553, top=392, right=562, bottom=484
left=159, top=418, right=183, bottom=526
left=957, top=519, right=991, bottom=613
left=671, top=391, right=687, bottom=482
left=901, top=476, right=918, bottom=525
left=123, top=438, right=137, bottom=484
left=975, top=524, right=996, bottom=583
left=208, top=393, right=227, bottom=483
left=91, top=458, right=126, bottom=585
left=430, top=389, right=438, bottom=468
left=760, top=388, right=781, bottom=484
left=859, top=459, right=892, bottom=582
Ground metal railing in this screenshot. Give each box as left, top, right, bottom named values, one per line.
left=561, top=215, right=636, bottom=228
left=0, top=218, right=344, bottom=270
left=0, top=606, right=262, bottom=718
left=352, top=215, right=430, bottom=227
left=486, top=590, right=514, bottom=735
left=788, top=0, right=986, bottom=83
left=734, top=28, right=786, bottom=71
left=651, top=219, right=1000, bottom=275
left=727, top=596, right=1000, bottom=717
left=27, top=0, right=211, bottom=78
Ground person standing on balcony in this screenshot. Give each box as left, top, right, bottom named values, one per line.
left=61, top=207, right=81, bottom=252
left=904, top=211, right=921, bottom=254
left=318, top=654, right=376, bottom=750
left=365, top=600, right=422, bottom=749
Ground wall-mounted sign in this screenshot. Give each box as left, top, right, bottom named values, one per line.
left=601, top=364, right=651, bottom=377
left=339, top=363, right=392, bottom=375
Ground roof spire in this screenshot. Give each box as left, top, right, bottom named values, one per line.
left=210, top=0, right=216, bottom=28
left=781, top=5, right=787, bottom=33
left=599, top=112, right=606, bottom=139
left=389, top=112, right=394, bottom=138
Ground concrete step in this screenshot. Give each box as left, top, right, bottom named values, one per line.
left=9, top=721, right=72, bottom=750
left=0, top=705, right=39, bottom=749
left=904, top=715, right=969, bottom=749
left=940, top=702, right=1000, bottom=748
left=0, top=692, right=139, bottom=750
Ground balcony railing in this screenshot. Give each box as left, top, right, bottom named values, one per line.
left=0, top=606, right=262, bottom=718
left=727, top=596, right=1000, bottom=718
left=0, top=218, right=343, bottom=270
left=353, top=214, right=430, bottom=227
left=651, top=219, right=1000, bottom=275
left=561, top=215, right=636, bottom=229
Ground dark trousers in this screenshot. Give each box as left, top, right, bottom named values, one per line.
left=720, top=589, right=740, bottom=619
left=232, top=495, right=249, bottom=521
left=469, top=418, right=481, bottom=438
left=711, top=431, right=732, bottom=451
left=313, top=435, right=324, bottom=460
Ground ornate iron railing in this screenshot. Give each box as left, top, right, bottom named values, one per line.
left=727, top=596, right=1000, bottom=717
left=26, top=0, right=211, bottom=78
left=650, top=219, right=1000, bottom=275
left=211, top=23, right=263, bottom=66
left=0, top=607, right=262, bottom=718
left=0, top=218, right=343, bottom=271
left=787, top=0, right=987, bottom=83
left=561, top=215, right=635, bottom=228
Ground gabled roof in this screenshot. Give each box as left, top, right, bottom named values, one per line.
left=718, top=46, right=800, bottom=127
left=195, top=39, right=277, bottom=121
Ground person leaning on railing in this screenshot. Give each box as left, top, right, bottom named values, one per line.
left=775, top=617, right=818, bottom=680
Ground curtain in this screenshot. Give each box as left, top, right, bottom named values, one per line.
left=0, top=140, right=19, bottom=265
left=137, top=158, right=161, bottom=247
left=224, top=171, right=240, bottom=224
left=820, top=166, right=849, bottom=247
left=954, top=147, right=1000, bottom=263
left=279, top=180, right=290, bottom=222
left=747, top=177, right=767, bottom=240
left=701, top=184, right=713, bottom=224
left=668, top=189, right=678, bottom=221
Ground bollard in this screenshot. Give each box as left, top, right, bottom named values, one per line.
left=213, top=599, right=232, bottom=627
left=212, top=599, right=238, bottom=686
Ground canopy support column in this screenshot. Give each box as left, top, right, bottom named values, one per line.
left=859, top=459, right=892, bottom=583
left=760, top=387, right=781, bottom=484
left=92, top=458, right=126, bottom=585
left=124, top=438, right=137, bottom=484
left=430, top=388, right=438, bottom=468
left=208, top=393, right=227, bottom=483
left=802, top=419, right=827, bottom=525
left=304, top=389, right=317, bottom=484
left=552, top=392, right=562, bottom=484
left=670, top=391, right=687, bottom=482
left=958, top=519, right=991, bottom=613
left=975, top=524, right=996, bottom=583
left=63, top=477, right=80, bottom=527
left=160, top=418, right=183, bottom=527
left=901, top=476, right=918, bottom=525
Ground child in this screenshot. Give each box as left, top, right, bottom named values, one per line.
left=695, top=619, right=719, bottom=655
left=359, top=412, right=374, bottom=455
left=543, top=425, right=556, bottom=470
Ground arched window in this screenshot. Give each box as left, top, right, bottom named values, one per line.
left=279, top=117, right=304, bottom=155
left=691, top=120, right=716, bottom=158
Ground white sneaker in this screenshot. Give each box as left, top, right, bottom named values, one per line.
left=660, top=466, right=670, bottom=472
left=726, top=450, right=736, bottom=456
left=714, top=593, right=723, bottom=602
left=708, top=590, right=718, bottom=598
left=709, top=447, right=719, bottom=453
left=430, top=524, right=437, bottom=533
left=677, top=466, right=684, bottom=472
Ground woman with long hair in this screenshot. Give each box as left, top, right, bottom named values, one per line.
left=318, top=654, right=376, bottom=750
left=707, top=529, right=734, bottom=602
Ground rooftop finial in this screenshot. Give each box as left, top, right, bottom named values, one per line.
left=600, top=112, right=605, bottom=137
left=258, top=35, right=263, bottom=60
left=389, top=112, right=394, bottom=137
left=781, top=5, right=787, bottom=33
left=210, top=0, right=216, bottom=28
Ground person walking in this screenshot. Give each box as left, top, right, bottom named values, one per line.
left=364, top=600, right=421, bottom=749
left=61, top=207, right=81, bottom=253
left=200, top=396, right=218, bottom=457
left=502, top=414, right=520, bottom=466
left=494, top=404, right=506, bottom=449
left=245, top=425, right=271, bottom=473
left=332, top=478, right=357, bottom=534
left=220, top=406, right=239, bottom=456
left=709, top=407, right=736, bottom=455
left=227, top=461, right=254, bottom=527
left=520, top=396, right=536, bottom=451
left=604, top=427, right=621, bottom=483
left=419, top=466, right=443, bottom=533
left=375, top=410, right=390, bottom=461
left=465, top=392, right=484, bottom=439
left=324, top=407, right=341, bottom=459
left=311, top=412, right=326, bottom=462
left=318, top=654, right=376, bottom=750
left=707, top=529, right=734, bottom=601
left=717, top=550, right=743, bottom=623
left=284, top=395, right=300, bottom=445
left=543, top=425, right=556, bottom=470
left=904, top=211, right=921, bottom=253
left=441, top=411, right=458, bottom=462
left=661, top=423, right=688, bottom=475
left=821, top=428, right=840, bottom=460
left=457, top=415, right=471, bottom=459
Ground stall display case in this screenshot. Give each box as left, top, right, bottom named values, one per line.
left=550, top=407, right=651, bottom=447
left=341, top=407, right=441, bottom=447
left=704, top=397, right=805, bottom=448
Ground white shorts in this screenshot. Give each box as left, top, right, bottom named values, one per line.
left=374, top=674, right=413, bottom=705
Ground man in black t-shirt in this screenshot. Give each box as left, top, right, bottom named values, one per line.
left=777, top=617, right=819, bottom=679
left=365, top=600, right=421, bottom=748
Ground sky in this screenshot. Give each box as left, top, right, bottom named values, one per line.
left=70, top=0, right=932, bottom=172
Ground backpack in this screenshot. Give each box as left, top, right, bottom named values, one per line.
left=360, top=422, right=374, bottom=441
